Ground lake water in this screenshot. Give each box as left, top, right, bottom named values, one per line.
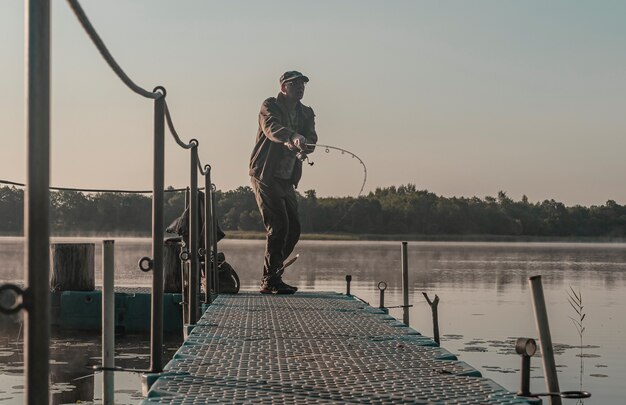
left=1, top=237, right=625, bottom=404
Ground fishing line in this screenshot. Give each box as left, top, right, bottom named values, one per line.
left=300, top=143, right=368, bottom=233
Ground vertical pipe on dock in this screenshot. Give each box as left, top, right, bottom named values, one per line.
left=102, top=240, right=115, bottom=405
left=180, top=188, right=189, bottom=325
left=25, top=1, right=51, bottom=403
left=515, top=338, right=537, bottom=397
left=529, top=275, right=562, bottom=405
left=188, top=148, right=199, bottom=324
left=377, top=282, right=387, bottom=309
left=401, top=242, right=409, bottom=326
left=210, top=185, right=219, bottom=294
left=203, top=168, right=213, bottom=304
left=150, top=91, right=165, bottom=373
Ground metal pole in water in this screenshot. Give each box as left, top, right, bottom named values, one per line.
left=150, top=90, right=165, bottom=373
left=25, top=1, right=51, bottom=403
left=203, top=167, right=212, bottom=304
left=102, top=240, right=115, bottom=405
left=529, top=275, right=562, bottom=405
left=188, top=148, right=199, bottom=324
left=401, top=241, right=409, bottom=326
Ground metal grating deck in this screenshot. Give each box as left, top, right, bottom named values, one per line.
left=142, top=292, right=539, bottom=404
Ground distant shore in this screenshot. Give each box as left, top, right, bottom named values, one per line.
left=225, top=231, right=626, bottom=243
left=1, top=231, right=625, bottom=243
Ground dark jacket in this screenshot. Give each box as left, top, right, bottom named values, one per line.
left=249, top=93, right=318, bottom=188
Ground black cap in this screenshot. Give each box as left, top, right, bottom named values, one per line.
left=280, top=71, right=309, bottom=85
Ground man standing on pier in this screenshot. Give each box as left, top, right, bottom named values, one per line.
left=249, top=71, right=318, bottom=294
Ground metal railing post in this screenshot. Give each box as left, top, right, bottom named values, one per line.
left=210, top=184, right=219, bottom=294
left=150, top=89, right=165, bottom=373
left=401, top=241, right=409, bottom=326
left=188, top=147, right=199, bottom=324
left=203, top=166, right=213, bottom=304
left=102, top=240, right=115, bottom=405
left=180, top=188, right=189, bottom=324
left=529, top=276, right=562, bottom=405
left=25, top=1, right=51, bottom=403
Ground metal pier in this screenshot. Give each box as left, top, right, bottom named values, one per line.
left=142, top=292, right=539, bottom=404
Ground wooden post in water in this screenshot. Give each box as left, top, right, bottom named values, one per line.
left=163, top=240, right=182, bottom=293
left=49, top=243, right=95, bottom=291
left=422, top=292, right=440, bottom=346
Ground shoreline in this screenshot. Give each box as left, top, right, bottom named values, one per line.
left=1, top=231, right=625, bottom=243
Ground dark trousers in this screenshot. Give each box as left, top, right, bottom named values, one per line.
left=251, top=177, right=301, bottom=277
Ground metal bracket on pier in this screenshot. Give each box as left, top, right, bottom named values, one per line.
left=385, top=304, right=414, bottom=309
left=138, top=257, right=154, bottom=272
left=377, top=281, right=387, bottom=313
left=515, top=337, right=591, bottom=400
left=179, top=250, right=190, bottom=262
left=0, top=283, right=28, bottom=314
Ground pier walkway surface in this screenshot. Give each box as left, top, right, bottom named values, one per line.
left=141, top=292, right=539, bottom=404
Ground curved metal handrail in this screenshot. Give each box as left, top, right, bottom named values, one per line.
left=66, top=0, right=160, bottom=99
left=164, top=100, right=197, bottom=149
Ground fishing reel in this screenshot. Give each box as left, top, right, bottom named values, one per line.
left=296, top=151, right=314, bottom=166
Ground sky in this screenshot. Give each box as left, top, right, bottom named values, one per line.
left=1, top=0, right=625, bottom=206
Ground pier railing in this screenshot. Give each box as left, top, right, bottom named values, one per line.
left=0, top=0, right=221, bottom=403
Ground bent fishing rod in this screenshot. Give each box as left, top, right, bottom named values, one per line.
left=296, top=143, right=368, bottom=198
left=294, top=143, right=368, bottom=233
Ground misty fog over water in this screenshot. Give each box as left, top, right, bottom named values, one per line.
left=1, top=238, right=625, bottom=404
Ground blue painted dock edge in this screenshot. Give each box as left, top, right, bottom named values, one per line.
left=141, top=292, right=541, bottom=404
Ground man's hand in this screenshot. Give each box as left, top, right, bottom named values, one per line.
left=284, top=142, right=298, bottom=151
left=290, top=133, right=307, bottom=150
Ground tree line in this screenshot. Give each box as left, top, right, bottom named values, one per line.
left=1, top=184, right=625, bottom=238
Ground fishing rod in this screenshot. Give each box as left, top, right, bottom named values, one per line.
left=298, top=143, right=368, bottom=198
left=296, top=143, right=368, bottom=233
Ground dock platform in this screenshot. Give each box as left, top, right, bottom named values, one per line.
left=142, top=292, right=539, bottom=404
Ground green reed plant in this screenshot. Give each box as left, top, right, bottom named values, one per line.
left=567, top=286, right=585, bottom=401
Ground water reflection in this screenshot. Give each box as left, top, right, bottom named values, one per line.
left=0, top=319, right=182, bottom=404
left=1, top=238, right=626, bottom=403
left=2, top=238, right=626, bottom=291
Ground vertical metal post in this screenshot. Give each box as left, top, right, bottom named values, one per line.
left=519, top=355, right=531, bottom=396
left=188, top=148, right=199, bottom=324
left=180, top=188, right=189, bottom=325
left=529, top=276, right=562, bottom=405
left=378, top=286, right=385, bottom=308
left=210, top=185, right=219, bottom=294
left=25, top=1, right=51, bottom=403
left=345, top=275, right=352, bottom=296
left=203, top=167, right=213, bottom=304
left=515, top=338, right=537, bottom=397
left=401, top=241, right=409, bottom=326
left=102, top=240, right=115, bottom=405
left=150, top=91, right=165, bottom=373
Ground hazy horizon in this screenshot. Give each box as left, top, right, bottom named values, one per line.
left=1, top=1, right=625, bottom=206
